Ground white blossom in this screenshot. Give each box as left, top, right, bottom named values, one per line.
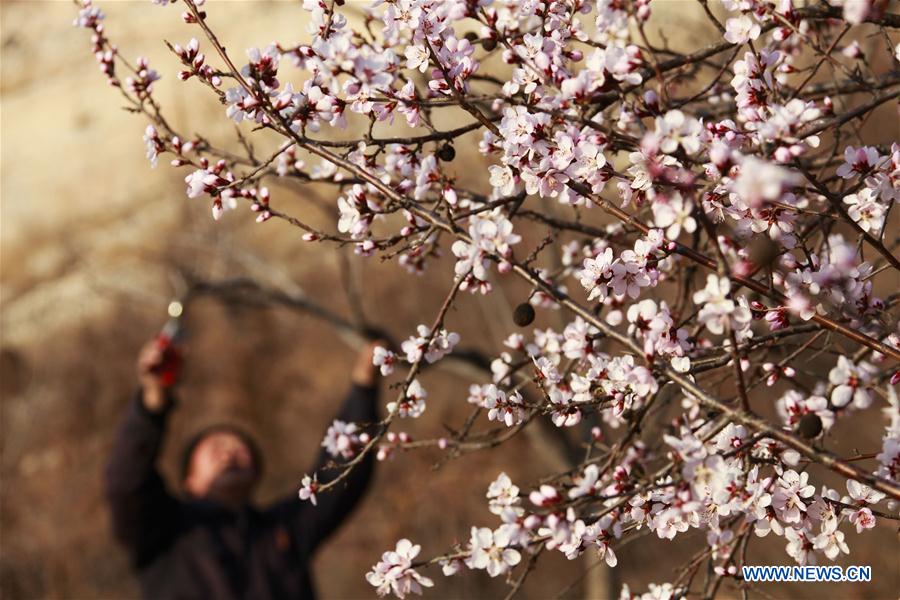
left=724, top=15, right=761, bottom=45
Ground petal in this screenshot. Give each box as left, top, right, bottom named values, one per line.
left=831, top=385, right=853, bottom=407
left=502, top=548, right=522, bottom=566
left=605, top=546, right=618, bottom=567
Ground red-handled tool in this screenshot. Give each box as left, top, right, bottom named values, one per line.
left=152, top=300, right=185, bottom=388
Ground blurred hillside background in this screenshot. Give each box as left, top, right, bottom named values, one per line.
left=1, top=1, right=898, bottom=599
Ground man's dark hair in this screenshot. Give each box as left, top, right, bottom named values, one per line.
left=180, top=424, right=264, bottom=482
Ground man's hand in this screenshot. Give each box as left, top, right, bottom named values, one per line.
left=351, top=339, right=389, bottom=388
left=136, top=339, right=173, bottom=413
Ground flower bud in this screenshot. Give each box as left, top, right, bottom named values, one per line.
left=523, top=514, right=542, bottom=529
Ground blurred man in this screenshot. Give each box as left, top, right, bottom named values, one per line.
left=106, top=335, right=384, bottom=599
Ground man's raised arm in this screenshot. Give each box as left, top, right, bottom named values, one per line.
left=273, top=340, right=385, bottom=555
left=105, top=340, right=181, bottom=567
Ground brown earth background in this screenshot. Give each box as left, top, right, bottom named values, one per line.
left=1, top=1, right=898, bottom=598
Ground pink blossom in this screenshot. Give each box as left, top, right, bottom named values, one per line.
left=466, top=527, right=521, bottom=577
left=298, top=474, right=318, bottom=505
left=366, top=539, right=434, bottom=598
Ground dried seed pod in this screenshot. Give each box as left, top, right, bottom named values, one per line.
left=796, top=413, right=823, bottom=439
left=513, top=302, right=535, bottom=327
left=437, top=144, right=456, bottom=162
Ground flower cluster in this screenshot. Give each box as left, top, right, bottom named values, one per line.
left=401, top=325, right=460, bottom=365
left=366, top=539, right=434, bottom=599
left=837, top=144, right=898, bottom=235
left=467, top=383, right=527, bottom=427
left=626, top=299, right=692, bottom=368
left=376, top=431, right=414, bottom=462
left=322, top=420, right=368, bottom=460
left=387, top=380, right=428, bottom=419
left=172, top=38, right=221, bottom=87
left=781, top=234, right=883, bottom=325
left=451, top=209, right=522, bottom=293
left=577, top=230, right=668, bottom=303
left=692, top=274, right=752, bottom=339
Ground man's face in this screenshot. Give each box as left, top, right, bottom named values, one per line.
left=184, top=431, right=257, bottom=503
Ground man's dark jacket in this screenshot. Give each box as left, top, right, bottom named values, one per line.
left=105, top=384, right=378, bottom=599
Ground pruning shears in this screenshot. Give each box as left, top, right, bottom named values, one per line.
left=152, top=273, right=191, bottom=387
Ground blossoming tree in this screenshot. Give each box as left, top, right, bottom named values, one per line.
left=76, top=0, right=899, bottom=597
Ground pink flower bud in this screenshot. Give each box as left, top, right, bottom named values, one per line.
left=773, top=146, right=792, bottom=163
left=523, top=515, right=542, bottom=529
left=732, top=260, right=754, bottom=278
left=842, top=41, right=862, bottom=59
